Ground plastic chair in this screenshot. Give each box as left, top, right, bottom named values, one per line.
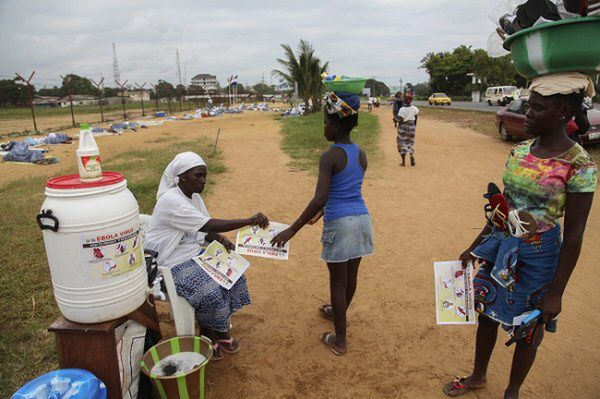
left=139, top=213, right=196, bottom=336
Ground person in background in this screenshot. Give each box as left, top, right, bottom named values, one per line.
left=145, top=152, right=269, bottom=361
left=396, top=92, right=419, bottom=166
left=392, top=92, right=404, bottom=128
left=271, top=92, right=374, bottom=356
left=444, top=73, right=596, bottom=398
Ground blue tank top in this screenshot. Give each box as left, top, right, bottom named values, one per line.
left=324, top=143, right=369, bottom=222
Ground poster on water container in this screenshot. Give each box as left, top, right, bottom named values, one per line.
left=235, top=222, right=290, bottom=260
left=81, top=227, right=144, bottom=280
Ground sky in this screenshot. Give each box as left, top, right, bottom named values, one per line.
left=0, top=0, right=501, bottom=90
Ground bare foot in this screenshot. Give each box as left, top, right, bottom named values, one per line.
left=321, top=332, right=347, bottom=355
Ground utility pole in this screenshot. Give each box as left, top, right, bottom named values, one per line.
left=60, top=75, right=76, bottom=127
left=151, top=83, right=160, bottom=114
left=134, top=82, right=147, bottom=117
left=115, top=79, right=129, bottom=120
left=112, top=43, right=120, bottom=85
left=15, top=71, right=37, bottom=131
left=90, top=77, right=105, bottom=122
left=399, top=78, right=404, bottom=94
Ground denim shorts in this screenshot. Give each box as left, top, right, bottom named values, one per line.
left=321, top=214, right=374, bottom=263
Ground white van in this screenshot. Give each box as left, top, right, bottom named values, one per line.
left=485, top=86, right=519, bottom=106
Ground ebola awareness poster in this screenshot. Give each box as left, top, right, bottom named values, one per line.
left=82, top=227, right=144, bottom=280
left=193, top=241, right=250, bottom=290
left=434, top=261, right=476, bottom=325
left=235, top=222, right=290, bottom=260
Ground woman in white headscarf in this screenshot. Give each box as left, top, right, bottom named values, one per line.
left=146, top=152, right=269, bottom=360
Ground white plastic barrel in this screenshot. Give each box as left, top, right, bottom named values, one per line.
left=37, top=172, right=148, bottom=323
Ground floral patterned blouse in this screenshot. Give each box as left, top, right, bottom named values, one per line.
left=503, top=139, right=597, bottom=232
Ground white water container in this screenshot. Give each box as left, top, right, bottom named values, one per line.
left=37, top=172, right=148, bottom=323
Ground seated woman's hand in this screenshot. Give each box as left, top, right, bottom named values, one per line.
left=217, top=235, right=236, bottom=252
left=271, top=227, right=296, bottom=247
left=249, top=212, right=269, bottom=229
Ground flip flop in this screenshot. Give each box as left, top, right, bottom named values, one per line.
left=319, top=304, right=349, bottom=326
left=217, top=338, right=240, bottom=354
left=211, top=343, right=224, bottom=362
left=443, top=376, right=485, bottom=397
left=321, top=333, right=346, bottom=356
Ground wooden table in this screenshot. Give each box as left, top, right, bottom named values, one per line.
left=48, top=300, right=161, bottom=399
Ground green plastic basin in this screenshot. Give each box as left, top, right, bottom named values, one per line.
left=504, top=16, right=600, bottom=79
left=324, top=78, right=367, bottom=94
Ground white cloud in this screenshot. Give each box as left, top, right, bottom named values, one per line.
left=0, top=0, right=497, bottom=89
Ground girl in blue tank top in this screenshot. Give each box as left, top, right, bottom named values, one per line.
left=271, top=92, right=374, bottom=356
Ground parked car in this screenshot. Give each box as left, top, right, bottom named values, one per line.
left=485, top=86, right=519, bottom=106
left=428, top=93, right=452, bottom=106
left=495, top=98, right=600, bottom=144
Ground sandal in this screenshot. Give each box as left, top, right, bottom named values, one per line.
left=217, top=338, right=240, bottom=354
left=443, top=376, right=485, bottom=397
left=211, top=343, right=224, bottom=362
left=321, top=332, right=346, bottom=356
left=319, top=304, right=349, bottom=326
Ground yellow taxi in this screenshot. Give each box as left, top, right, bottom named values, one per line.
left=428, top=93, right=452, bottom=106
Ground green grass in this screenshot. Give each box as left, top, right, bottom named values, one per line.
left=279, top=111, right=381, bottom=172
left=0, top=138, right=225, bottom=397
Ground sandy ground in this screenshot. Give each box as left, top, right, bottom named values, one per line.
left=4, top=108, right=599, bottom=398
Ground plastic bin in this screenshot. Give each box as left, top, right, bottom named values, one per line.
left=141, top=336, right=213, bottom=399
left=504, top=16, right=600, bottom=79
left=12, top=369, right=107, bottom=399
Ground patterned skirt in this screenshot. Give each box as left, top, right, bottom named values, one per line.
left=397, top=121, right=416, bottom=155
left=472, top=226, right=562, bottom=326
left=171, top=259, right=251, bottom=332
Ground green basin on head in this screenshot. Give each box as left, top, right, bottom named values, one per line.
left=324, top=78, right=367, bottom=94
left=504, top=16, right=600, bottom=79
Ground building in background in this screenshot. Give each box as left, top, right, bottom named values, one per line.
left=127, top=90, right=150, bottom=102
left=190, top=74, right=218, bottom=93
left=467, top=73, right=482, bottom=103
left=59, top=95, right=98, bottom=107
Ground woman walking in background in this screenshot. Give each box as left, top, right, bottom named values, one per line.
left=396, top=93, right=419, bottom=166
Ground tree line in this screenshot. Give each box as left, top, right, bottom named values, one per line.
left=0, top=73, right=295, bottom=108
left=419, top=45, right=526, bottom=97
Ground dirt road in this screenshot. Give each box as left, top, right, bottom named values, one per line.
left=3, top=109, right=598, bottom=398
left=199, top=107, right=600, bottom=398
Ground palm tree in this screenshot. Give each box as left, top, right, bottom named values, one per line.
left=272, top=40, right=328, bottom=113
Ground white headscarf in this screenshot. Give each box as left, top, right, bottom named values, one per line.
left=157, top=152, right=206, bottom=199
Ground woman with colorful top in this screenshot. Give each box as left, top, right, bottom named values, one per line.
left=396, top=93, right=419, bottom=166
left=271, top=92, right=374, bottom=355
left=444, top=73, right=597, bottom=398
left=145, top=152, right=269, bottom=360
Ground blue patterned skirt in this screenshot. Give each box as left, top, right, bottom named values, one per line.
left=170, top=258, right=251, bottom=332
left=472, top=225, right=562, bottom=326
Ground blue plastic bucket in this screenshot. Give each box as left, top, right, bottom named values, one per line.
left=12, top=369, right=107, bottom=399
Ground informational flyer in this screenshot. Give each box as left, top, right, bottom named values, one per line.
left=193, top=241, right=250, bottom=290
left=235, top=222, right=290, bottom=260
left=82, top=227, right=144, bottom=280
left=434, top=261, right=476, bottom=325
